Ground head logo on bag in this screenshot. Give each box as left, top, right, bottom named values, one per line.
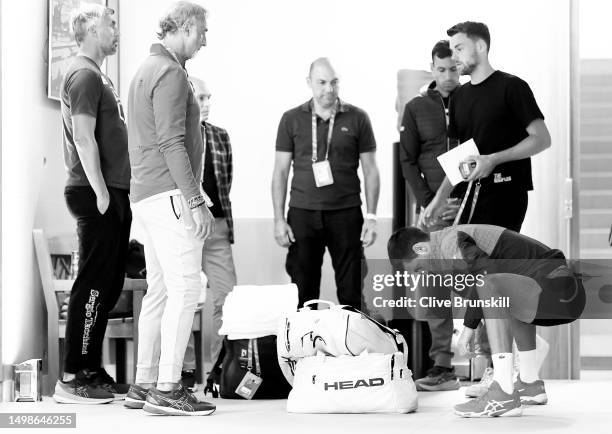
left=323, top=378, right=384, bottom=391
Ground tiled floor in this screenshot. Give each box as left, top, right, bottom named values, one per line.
left=1, top=373, right=610, bottom=433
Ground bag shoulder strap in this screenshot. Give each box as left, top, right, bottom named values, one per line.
left=453, top=180, right=481, bottom=227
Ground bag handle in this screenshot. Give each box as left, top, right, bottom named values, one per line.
left=302, top=299, right=336, bottom=309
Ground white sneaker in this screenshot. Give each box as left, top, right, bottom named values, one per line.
left=465, top=367, right=494, bottom=398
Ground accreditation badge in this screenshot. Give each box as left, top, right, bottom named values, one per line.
left=312, top=160, right=334, bottom=187
left=235, top=371, right=263, bottom=400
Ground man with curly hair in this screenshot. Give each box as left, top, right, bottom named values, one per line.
left=124, top=1, right=215, bottom=416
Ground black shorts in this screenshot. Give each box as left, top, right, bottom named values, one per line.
left=455, top=185, right=528, bottom=232
left=531, top=274, right=586, bottom=326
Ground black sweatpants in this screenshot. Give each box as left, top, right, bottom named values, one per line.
left=285, top=206, right=365, bottom=309
left=63, top=186, right=131, bottom=374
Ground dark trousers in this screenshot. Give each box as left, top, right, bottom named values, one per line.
left=63, top=186, right=131, bottom=374
left=285, top=206, right=365, bottom=309
left=457, top=186, right=528, bottom=232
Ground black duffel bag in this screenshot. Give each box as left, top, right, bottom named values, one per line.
left=220, top=335, right=291, bottom=399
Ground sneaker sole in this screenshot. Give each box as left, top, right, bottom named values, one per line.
left=124, top=397, right=146, bottom=409
left=142, top=402, right=216, bottom=416
left=53, top=391, right=113, bottom=405
left=418, top=381, right=461, bottom=392
left=520, top=393, right=548, bottom=405
left=454, top=406, right=523, bottom=418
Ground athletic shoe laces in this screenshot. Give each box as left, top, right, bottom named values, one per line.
left=478, top=367, right=494, bottom=386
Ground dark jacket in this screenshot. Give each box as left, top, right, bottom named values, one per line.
left=399, top=81, right=456, bottom=209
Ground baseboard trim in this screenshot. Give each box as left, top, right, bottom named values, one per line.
left=581, top=356, right=612, bottom=370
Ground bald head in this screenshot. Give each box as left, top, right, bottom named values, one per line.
left=307, top=57, right=339, bottom=110
left=308, top=57, right=335, bottom=78
left=189, top=76, right=211, bottom=122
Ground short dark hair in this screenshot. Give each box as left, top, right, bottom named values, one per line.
left=431, top=40, right=452, bottom=61
left=387, top=227, right=429, bottom=260
left=447, top=21, right=491, bottom=51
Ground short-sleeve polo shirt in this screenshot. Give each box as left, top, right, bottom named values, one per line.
left=275, top=99, right=376, bottom=210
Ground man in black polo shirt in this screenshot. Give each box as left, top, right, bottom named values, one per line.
left=56, top=3, right=130, bottom=404
left=272, top=57, right=380, bottom=308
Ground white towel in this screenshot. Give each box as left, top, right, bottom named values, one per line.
left=219, top=284, right=299, bottom=339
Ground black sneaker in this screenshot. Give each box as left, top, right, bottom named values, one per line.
left=124, top=385, right=149, bottom=409
left=91, top=368, right=130, bottom=400
left=143, top=384, right=216, bottom=416
left=53, top=370, right=114, bottom=404
left=415, top=366, right=460, bottom=391
left=180, top=370, right=196, bottom=391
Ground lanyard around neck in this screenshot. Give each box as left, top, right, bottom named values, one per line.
left=311, top=103, right=336, bottom=163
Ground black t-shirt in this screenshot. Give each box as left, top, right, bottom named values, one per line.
left=275, top=100, right=376, bottom=210
left=202, top=135, right=224, bottom=218
left=60, top=56, right=130, bottom=190
left=449, top=71, right=544, bottom=192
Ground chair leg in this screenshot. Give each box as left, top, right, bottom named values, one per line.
left=115, top=339, right=127, bottom=384
left=132, top=292, right=144, bottom=381
left=45, top=327, right=60, bottom=396
left=194, top=331, right=203, bottom=384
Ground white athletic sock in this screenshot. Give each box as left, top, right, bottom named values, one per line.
left=535, top=334, right=550, bottom=373
left=492, top=353, right=514, bottom=394
left=519, top=349, right=539, bottom=383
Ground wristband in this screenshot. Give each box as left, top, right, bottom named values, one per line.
left=365, top=213, right=377, bottom=221
left=188, top=194, right=213, bottom=210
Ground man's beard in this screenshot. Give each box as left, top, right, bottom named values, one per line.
left=458, top=57, right=478, bottom=76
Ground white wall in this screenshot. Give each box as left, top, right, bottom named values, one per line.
left=579, top=0, right=612, bottom=59
left=120, top=0, right=571, bottom=248
left=1, top=0, right=75, bottom=365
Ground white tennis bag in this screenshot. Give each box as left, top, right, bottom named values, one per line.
left=277, top=300, right=408, bottom=384
left=287, top=351, right=418, bottom=414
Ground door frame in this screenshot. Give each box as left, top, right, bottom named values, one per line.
left=568, top=0, right=581, bottom=379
